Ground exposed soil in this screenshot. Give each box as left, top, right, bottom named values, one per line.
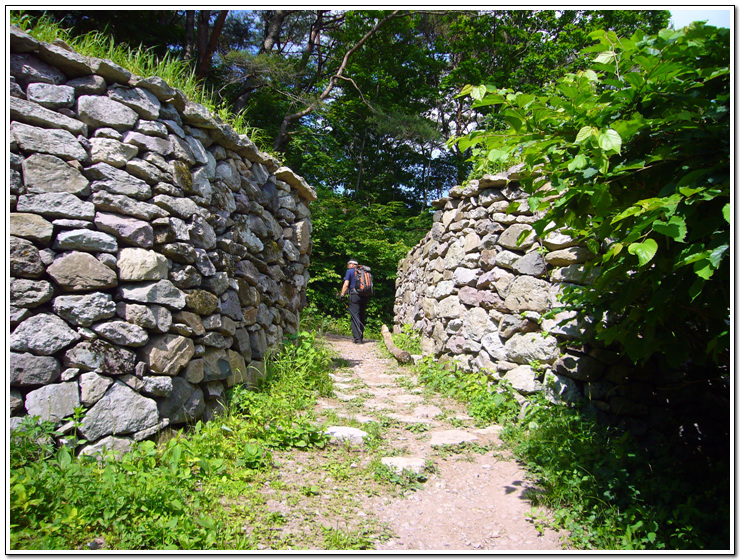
left=258, top=334, right=564, bottom=551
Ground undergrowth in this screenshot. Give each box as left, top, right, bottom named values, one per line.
left=395, top=325, right=730, bottom=550
left=9, top=331, right=333, bottom=550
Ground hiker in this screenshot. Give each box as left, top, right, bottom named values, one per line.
left=340, top=259, right=370, bottom=344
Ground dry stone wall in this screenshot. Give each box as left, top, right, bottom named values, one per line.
left=8, top=26, right=316, bottom=455
left=395, top=170, right=730, bottom=445
left=394, top=168, right=657, bottom=425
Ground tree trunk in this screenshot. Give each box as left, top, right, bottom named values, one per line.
left=261, top=10, right=291, bottom=53
left=195, top=10, right=229, bottom=78
left=381, top=325, right=412, bottom=364
left=184, top=10, right=195, bottom=60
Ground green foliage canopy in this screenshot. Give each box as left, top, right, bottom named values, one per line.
left=454, top=23, right=730, bottom=368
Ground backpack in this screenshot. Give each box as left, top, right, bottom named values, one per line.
left=355, top=265, right=374, bottom=297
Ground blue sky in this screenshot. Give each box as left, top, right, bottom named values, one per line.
left=670, top=8, right=732, bottom=28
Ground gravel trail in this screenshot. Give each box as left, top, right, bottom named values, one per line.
left=316, top=334, right=563, bottom=551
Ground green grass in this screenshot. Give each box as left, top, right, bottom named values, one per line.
left=9, top=331, right=335, bottom=550
left=10, top=11, right=268, bottom=148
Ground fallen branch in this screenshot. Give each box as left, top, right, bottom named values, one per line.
left=381, top=325, right=411, bottom=364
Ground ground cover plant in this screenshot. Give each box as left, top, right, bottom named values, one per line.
left=9, top=332, right=335, bottom=550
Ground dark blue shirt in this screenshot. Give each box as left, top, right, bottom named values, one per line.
left=344, top=267, right=356, bottom=290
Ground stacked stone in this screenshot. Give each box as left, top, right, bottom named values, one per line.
left=9, top=26, right=316, bottom=455
left=393, top=168, right=629, bottom=411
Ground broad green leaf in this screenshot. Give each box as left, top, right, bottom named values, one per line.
left=583, top=167, right=599, bottom=179
left=709, top=243, right=728, bottom=268
left=470, top=85, right=487, bottom=101
left=598, top=129, right=622, bottom=153
left=568, top=154, right=588, bottom=171
left=652, top=215, right=687, bottom=242
left=575, top=126, right=596, bottom=144
left=628, top=238, right=658, bottom=266
left=504, top=112, right=523, bottom=132
left=516, top=93, right=536, bottom=108
left=723, top=203, right=730, bottom=223
left=693, top=258, right=715, bottom=280
left=594, top=51, right=616, bottom=64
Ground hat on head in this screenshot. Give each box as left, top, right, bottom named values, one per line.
left=348, top=259, right=358, bottom=265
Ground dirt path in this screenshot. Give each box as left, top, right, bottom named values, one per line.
left=306, top=334, right=564, bottom=551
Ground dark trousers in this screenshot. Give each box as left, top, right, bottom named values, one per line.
left=349, top=292, right=369, bottom=342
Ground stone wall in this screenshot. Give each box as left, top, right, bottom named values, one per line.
left=8, top=26, right=316, bottom=455
left=394, top=168, right=679, bottom=432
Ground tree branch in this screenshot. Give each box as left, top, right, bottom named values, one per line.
left=274, top=10, right=403, bottom=151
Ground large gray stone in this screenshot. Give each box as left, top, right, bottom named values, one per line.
left=504, top=332, right=559, bottom=365
left=91, top=191, right=168, bottom=221
left=10, top=313, right=81, bottom=356
left=11, top=122, right=88, bottom=161
left=90, top=137, right=139, bottom=168
left=26, top=83, right=75, bottom=109
left=35, top=41, right=92, bottom=77
left=117, top=248, right=168, bottom=281
left=504, top=275, right=551, bottom=313
left=10, top=236, right=44, bottom=278
left=47, top=252, right=118, bottom=292
left=108, top=85, right=161, bottom=120
left=9, top=352, right=61, bottom=386
left=543, top=371, right=583, bottom=405
left=141, top=375, right=174, bottom=398
left=10, top=53, right=66, bottom=86
left=554, top=353, right=605, bottom=382
left=436, top=295, right=461, bottom=319
left=17, top=192, right=95, bottom=221
left=92, top=320, right=149, bottom=347
left=119, top=280, right=186, bottom=309
left=89, top=57, right=132, bottom=85
left=64, top=339, right=137, bottom=375
left=9, top=213, right=54, bottom=244
left=9, top=25, right=39, bottom=52
left=498, top=223, right=536, bottom=251
left=85, top=162, right=152, bottom=199
left=54, top=229, right=118, bottom=253
left=9, top=96, right=87, bottom=136
left=122, top=130, right=171, bottom=156
left=80, top=381, right=159, bottom=440
left=513, top=251, right=547, bottom=277
left=67, top=74, right=107, bottom=95
left=22, top=153, right=90, bottom=196
left=325, top=426, right=368, bottom=445
left=25, top=382, right=80, bottom=424
left=79, top=371, right=114, bottom=406
left=94, top=212, right=153, bottom=248
left=545, top=247, right=595, bottom=266
left=77, top=95, right=139, bottom=131
left=503, top=365, right=541, bottom=394
left=202, top=347, right=231, bottom=382
left=157, top=377, right=205, bottom=425
left=142, top=334, right=195, bottom=376
left=132, top=75, right=177, bottom=101
left=10, top=278, right=55, bottom=308
left=79, top=435, right=134, bottom=459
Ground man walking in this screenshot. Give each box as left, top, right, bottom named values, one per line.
left=340, top=259, right=369, bottom=344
